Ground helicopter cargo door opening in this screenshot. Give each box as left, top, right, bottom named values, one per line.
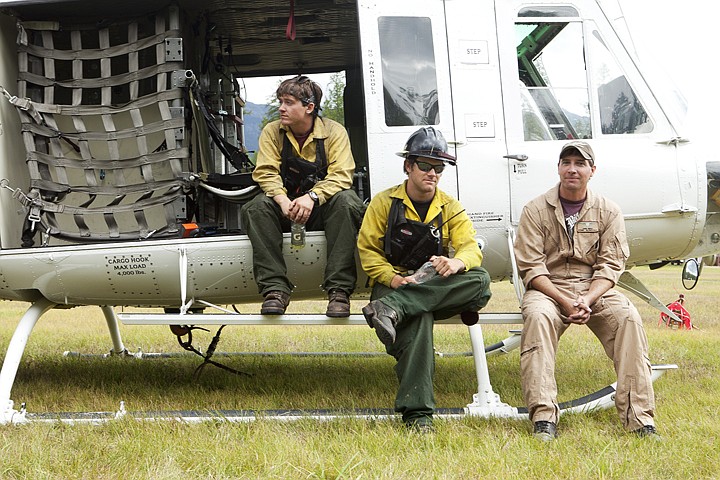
left=357, top=0, right=457, bottom=198
left=444, top=0, right=512, bottom=279
left=496, top=1, right=699, bottom=265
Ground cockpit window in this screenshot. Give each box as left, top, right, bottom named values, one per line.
left=516, top=21, right=591, bottom=141
left=590, top=30, right=653, bottom=134
left=515, top=15, right=653, bottom=141
left=378, top=16, right=440, bottom=126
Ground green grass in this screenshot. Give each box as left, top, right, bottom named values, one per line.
left=1, top=265, right=719, bottom=479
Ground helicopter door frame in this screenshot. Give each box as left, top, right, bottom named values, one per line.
left=357, top=0, right=457, bottom=198
left=443, top=0, right=513, bottom=278
left=497, top=4, right=594, bottom=223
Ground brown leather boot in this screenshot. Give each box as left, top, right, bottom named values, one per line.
left=326, top=289, right=350, bottom=318
left=261, top=290, right=290, bottom=315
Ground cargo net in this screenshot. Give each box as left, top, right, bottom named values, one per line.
left=8, top=7, right=190, bottom=244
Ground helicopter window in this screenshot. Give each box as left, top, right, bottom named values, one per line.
left=520, top=86, right=553, bottom=141
left=589, top=30, right=653, bottom=135
left=518, top=6, right=579, bottom=18
left=378, top=17, right=440, bottom=127
left=516, top=22, right=591, bottom=141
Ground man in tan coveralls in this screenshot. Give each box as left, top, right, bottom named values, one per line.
left=514, top=140, right=659, bottom=441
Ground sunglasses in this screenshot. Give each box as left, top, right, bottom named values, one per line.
left=414, top=160, right=445, bottom=174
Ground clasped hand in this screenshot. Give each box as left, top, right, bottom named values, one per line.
left=562, top=295, right=592, bottom=324
left=278, top=194, right=314, bottom=223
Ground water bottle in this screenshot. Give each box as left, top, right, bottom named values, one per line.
left=408, top=261, right=437, bottom=283
left=291, top=222, right=306, bottom=248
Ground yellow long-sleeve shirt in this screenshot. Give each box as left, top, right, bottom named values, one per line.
left=358, top=181, right=483, bottom=287
left=252, top=117, right=355, bottom=204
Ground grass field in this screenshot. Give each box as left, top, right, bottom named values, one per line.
left=1, top=265, right=719, bottom=479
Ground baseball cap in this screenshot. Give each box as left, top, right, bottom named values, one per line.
left=559, top=140, right=595, bottom=166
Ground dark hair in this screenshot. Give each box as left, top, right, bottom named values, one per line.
left=276, top=75, right=323, bottom=117
left=404, top=157, right=415, bottom=175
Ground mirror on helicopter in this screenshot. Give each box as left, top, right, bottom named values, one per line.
left=681, top=258, right=701, bottom=290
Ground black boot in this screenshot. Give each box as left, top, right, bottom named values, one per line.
left=361, top=300, right=399, bottom=346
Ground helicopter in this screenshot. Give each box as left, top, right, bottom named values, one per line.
left=0, top=0, right=715, bottom=423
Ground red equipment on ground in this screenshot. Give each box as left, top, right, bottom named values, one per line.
left=659, top=294, right=693, bottom=330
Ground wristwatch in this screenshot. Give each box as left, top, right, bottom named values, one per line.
left=308, top=190, right=320, bottom=205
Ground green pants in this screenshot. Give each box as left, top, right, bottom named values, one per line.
left=240, top=190, right=365, bottom=296
left=371, top=267, right=492, bottom=423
